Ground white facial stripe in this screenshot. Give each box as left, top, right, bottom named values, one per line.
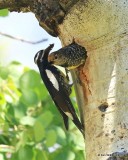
left=46, top=69, right=59, bottom=91
left=65, top=112, right=73, bottom=120
left=40, top=50, right=45, bottom=61
left=35, top=52, right=40, bottom=64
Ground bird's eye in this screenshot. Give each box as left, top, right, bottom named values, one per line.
left=55, top=55, right=58, bottom=59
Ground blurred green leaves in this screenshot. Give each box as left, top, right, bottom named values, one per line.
left=0, top=9, right=9, bottom=17
left=0, top=62, right=85, bottom=160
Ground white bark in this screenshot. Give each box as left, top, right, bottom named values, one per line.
left=58, top=0, right=128, bottom=159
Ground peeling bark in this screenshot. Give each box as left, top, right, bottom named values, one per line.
left=0, top=0, right=31, bottom=11
left=0, top=0, right=79, bottom=36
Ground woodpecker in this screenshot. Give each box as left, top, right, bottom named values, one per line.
left=48, top=41, right=87, bottom=70
left=34, top=44, right=84, bottom=136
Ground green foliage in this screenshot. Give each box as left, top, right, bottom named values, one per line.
left=0, top=62, right=85, bottom=160
left=0, top=9, right=9, bottom=17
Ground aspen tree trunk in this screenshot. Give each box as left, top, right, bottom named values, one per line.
left=58, top=0, right=128, bottom=159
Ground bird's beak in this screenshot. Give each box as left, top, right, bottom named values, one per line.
left=48, top=54, right=54, bottom=64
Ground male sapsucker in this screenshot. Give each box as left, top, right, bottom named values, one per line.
left=34, top=44, right=84, bottom=136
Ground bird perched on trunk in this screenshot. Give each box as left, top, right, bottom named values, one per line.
left=34, top=44, right=84, bottom=136
left=47, top=40, right=87, bottom=136
left=48, top=40, right=87, bottom=70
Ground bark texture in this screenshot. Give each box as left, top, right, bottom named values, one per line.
left=0, top=0, right=79, bottom=36
left=58, top=0, right=128, bottom=159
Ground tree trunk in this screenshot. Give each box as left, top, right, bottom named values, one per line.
left=58, top=0, right=128, bottom=159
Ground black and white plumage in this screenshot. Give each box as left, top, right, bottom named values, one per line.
left=34, top=44, right=84, bottom=136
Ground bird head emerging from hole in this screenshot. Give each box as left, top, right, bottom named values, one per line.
left=48, top=42, right=87, bottom=69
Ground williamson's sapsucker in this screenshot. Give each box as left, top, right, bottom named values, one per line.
left=34, top=44, right=84, bottom=136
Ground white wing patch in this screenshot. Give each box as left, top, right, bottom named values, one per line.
left=65, top=112, right=73, bottom=120
left=46, top=69, right=59, bottom=91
